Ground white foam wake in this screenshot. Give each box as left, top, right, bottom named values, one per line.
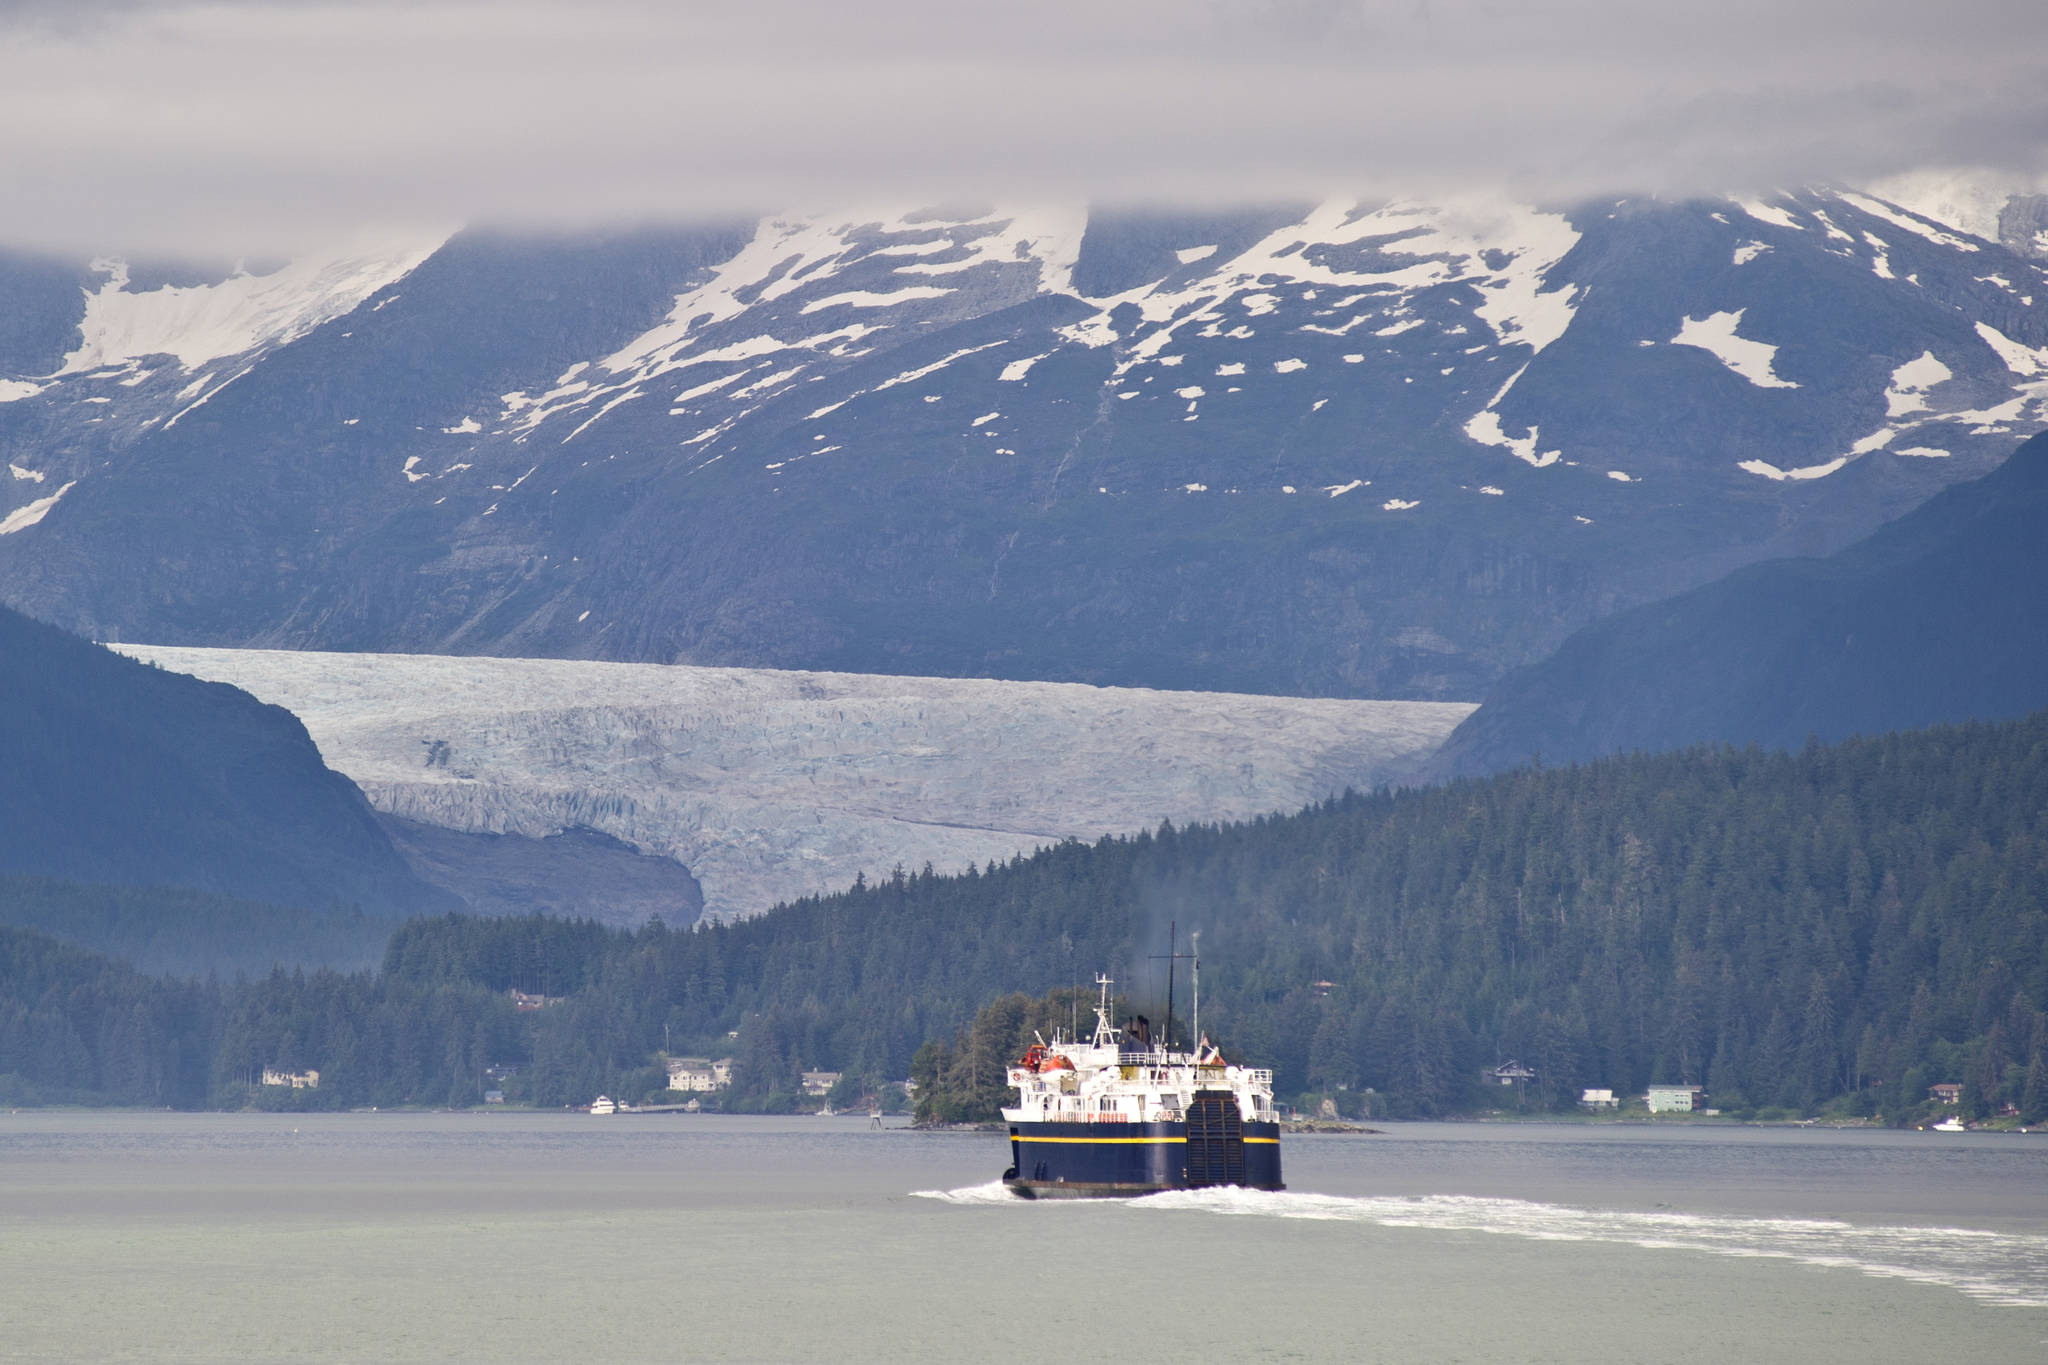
left=913, top=1184, right=2048, bottom=1307
left=911, top=1180, right=1019, bottom=1206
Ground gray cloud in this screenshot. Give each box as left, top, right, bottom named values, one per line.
left=3, top=0, right=2045, bottom=254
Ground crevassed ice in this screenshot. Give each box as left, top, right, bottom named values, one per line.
left=113, top=646, right=1475, bottom=922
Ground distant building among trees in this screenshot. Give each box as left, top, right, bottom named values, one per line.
left=1647, top=1086, right=1704, bottom=1113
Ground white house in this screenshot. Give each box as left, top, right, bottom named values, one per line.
left=801, top=1070, right=842, bottom=1097
left=1647, top=1085, right=1704, bottom=1113
left=261, top=1068, right=320, bottom=1090
left=666, top=1058, right=720, bottom=1092
left=711, top=1058, right=734, bottom=1087
left=1490, top=1061, right=1536, bottom=1087
left=1579, top=1088, right=1617, bottom=1109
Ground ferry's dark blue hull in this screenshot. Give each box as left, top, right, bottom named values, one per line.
left=1003, top=1119, right=1284, bottom=1198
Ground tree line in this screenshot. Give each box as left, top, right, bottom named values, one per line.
left=4, top=712, right=2047, bottom=1121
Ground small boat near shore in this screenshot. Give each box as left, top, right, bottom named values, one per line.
left=588, top=1095, right=618, bottom=1116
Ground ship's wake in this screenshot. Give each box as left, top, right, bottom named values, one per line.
left=912, top=1183, right=2048, bottom=1307
left=910, top=1180, right=1017, bottom=1206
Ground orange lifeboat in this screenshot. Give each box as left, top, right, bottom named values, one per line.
left=1019, top=1044, right=1047, bottom=1069
left=1037, top=1054, right=1075, bottom=1073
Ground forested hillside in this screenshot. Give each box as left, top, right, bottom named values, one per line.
left=0, top=604, right=450, bottom=916
left=0, top=876, right=396, bottom=977
left=0, top=928, right=219, bottom=1107
left=5, top=713, right=2046, bottom=1120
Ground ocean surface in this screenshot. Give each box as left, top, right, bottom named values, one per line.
left=2, top=1112, right=2044, bottom=1362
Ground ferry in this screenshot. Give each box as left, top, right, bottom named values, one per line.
left=1001, top=973, right=1283, bottom=1198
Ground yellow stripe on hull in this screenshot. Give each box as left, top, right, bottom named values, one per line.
left=1017, top=1134, right=1182, bottom=1144
left=1015, top=1134, right=1280, bottom=1145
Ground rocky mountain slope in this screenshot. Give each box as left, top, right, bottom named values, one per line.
left=7, top=190, right=2048, bottom=698
left=0, top=605, right=449, bottom=915
left=1437, top=432, right=2048, bottom=774
left=116, top=646, right=1472, bottom=920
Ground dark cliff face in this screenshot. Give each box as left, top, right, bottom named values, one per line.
left=0, top=604, right=453, bottom=915
left=2, top=193, right=2045, bottom=701
left=1436, top=431, right=2048, bottom=775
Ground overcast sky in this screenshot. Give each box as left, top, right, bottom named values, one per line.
left=4, top=0, right=2046, bottom=255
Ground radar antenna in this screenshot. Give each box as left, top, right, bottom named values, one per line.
left=1091, top=973, right=1118, bottom=1048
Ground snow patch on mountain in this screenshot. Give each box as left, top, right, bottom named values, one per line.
left=1736, top=197, right=1803, bottom=231
left=1670, top=310, right=1800, bottom=389
left=1067, top=198, right=1580, bottom=387
left=1885, top=352, right=1952, bottom=416
left=0, top=480, right=77, bottom=534
left=999, top=352, right=1050, bottom=382
left=499, top=209, right=1084, bottom=439
left=1742, top=427, right=1894, bottom=482
left=56, top=244, right=441, bottom=376
left=1865, top=170, right=2026, bottom=244
left=800, top=286, right=954, bottom=314
left=1834, top=191, right=1983, bottom=253
left=1464, top=362, right=1560, bottom=467
left=1464, top=410, right=1560, bottom=467
left=1976, top=322, right=2048, bottom=377
left=114, top=646, right=1474, bottom=922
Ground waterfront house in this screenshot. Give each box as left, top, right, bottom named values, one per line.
left=666, top=1058, right=721, bottom=1092
left=1646, top=1085, right=1704, bottom=1113
left=1579, top=1088, right=1617, bottom=1109
left=711, top=1058, right=734, bottom=1087
left=484, top=1090, right=505, bottom=1104
left=1491, top=1061, right=1536, bottom=1086
left=260, top=1068, right=320, bottom=1090
left=1929, top=1082, right=1962, bottom=1105
left=801, top=1070, right=842, bottom=1097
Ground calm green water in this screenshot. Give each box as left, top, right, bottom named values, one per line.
left=2, top=1112, right=2044, bottom=1362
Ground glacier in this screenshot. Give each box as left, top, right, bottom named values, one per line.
left=117, top=646, right=1473, bottom=922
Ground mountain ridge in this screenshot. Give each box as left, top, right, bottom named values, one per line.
left=5, top=190, right=2047, bottom=698
left=1436, top=431, right=2048, bottom=774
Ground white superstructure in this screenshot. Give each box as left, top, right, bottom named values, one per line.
left=1000, top=976, right=1277, bottom=1126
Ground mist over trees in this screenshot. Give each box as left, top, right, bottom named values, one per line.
left=5, top=712, right=2047, bottom=1122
